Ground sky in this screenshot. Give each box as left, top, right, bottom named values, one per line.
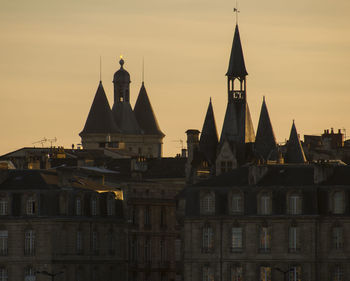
left=0, top=0, right=350, bottom=157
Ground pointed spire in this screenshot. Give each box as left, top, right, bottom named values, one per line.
left=255, top=97, right=277, bottom=160
left=80, top=81, right=119, bottom=135
left=285, top=120, right=307, bottom=163
left=226, top=25, right=248, bottom=78
left=199, top=98, right=219, bottom=164
left=134, top=83, right=164, bottom=136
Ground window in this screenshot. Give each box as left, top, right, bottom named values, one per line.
left=202, top=225, right=213, bottom=252
left=144, top=238, right=151, bottom=263
left=0, top=230, right=8, bottom=256
left=160, top=239, right=166, bottom=263
left=144, top=206, right=151, bottom=227
left=333, top=192, right=344, bottom=214
left=231, top=194, right=243, bottom=214
left=200, top=193, right=215, bottom=214
left=130, top=237, right=138, bottom=262
left=24, top=266, right=36, bottom=281
left=91, top=231, right=98, bottom=253
left=0, top=198, right=8, bottom=216
left=259, top=193, right=271, bottom=215
left=107, top=195, right=115, bottom=216
left=26, top=197, right=36, bottom=215
left=231, top=227, right=243, bottom=251
left=91, top=197, right=97, bottom=216
left=221, top=161, right=233, bottom=173
left=108, top=231, right=115, bottom=255
left=332, top=227, right=343, bottom=249
left=160, top=207, right=166, bottom=227
left=76, top=231, right=83, bottom=254
left=203, top=265, right=214, bottom=281
left=175, top=239, right=181, bottom=261
left=288, top=266, right=301, bottom=281
left=24, top=230, right=35, bottom=256
left=288, top=194, right=302, bottom=215
left=76, top=197, right=82, bottom=216
left=260, top=266, right=271, bottom=281
left=259, top=227, right=270, bottom=253
left=0, top=268, right=7, bottom=281
left=289, top=227, right=300, bottom=253
left=333, top=265, right=343, bottom=281
left=231, top=265, right=243, bottom=281
left=131, top=207, right=138, bottom=225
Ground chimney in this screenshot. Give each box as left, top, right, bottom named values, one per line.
left=185, top=129, right=200, bottom=164
left=181, top=148, right=187, bottom=158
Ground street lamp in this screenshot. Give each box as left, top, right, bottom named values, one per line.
left=274, top=267, right=294, bottom=281
left=35, top=271, right=64, bottom=281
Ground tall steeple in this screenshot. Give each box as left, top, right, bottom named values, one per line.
left=199, top=98, right=219, bottom=164
left=255, top=97, right=277, bottom=161
left=220, top=24, right=254, bottom=145
left=285, top=121, right=307, bottom=163
left=80, top=81, right=119, bottom=136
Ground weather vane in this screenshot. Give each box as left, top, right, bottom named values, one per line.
left=234, top=1, right=240, bottom=24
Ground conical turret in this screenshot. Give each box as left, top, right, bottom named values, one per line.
left=199, top=98, right=219, bottom=164
left=134, top=82, right=164, bottom=136
left=80, top=81, right=119, bottom=136
left=285, top=121, right=307, bottom=163
left=255, top=97, right=277, bottom=161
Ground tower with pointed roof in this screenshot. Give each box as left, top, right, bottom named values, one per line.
left=80, top=58, right=164, bottom=158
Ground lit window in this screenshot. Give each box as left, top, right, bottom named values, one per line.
left=0, top=231, right=8, bottom=256
left=288, top=266, right=301, bottom=281
left=202, top=226, right=214, bottom=252
left=91, top=197, right=97, bottom=216
left=26, top=197, right=36, bottom=215
left=259, top=193, right=271, bottom=215
left=333, top=227, right=343, bottom=249
left=200, top=193, right=215, bottom=214
left=0, top=198, right=8, bottom=216
left=259, top=227, right=270, bottom=253
left=333, top=192, right=344, bottom=214
left=231, top=265, right=243, bottom=281
left=203, top=265, right=214, bottom=281
left=260, top=266, right=271, bottom=281
left=24, top=230, right=35, bottom=256
left=76, top=198, right=82, bottom=216
left=0, top=267, right=7, bottom=281
left=231, top=194, right=243, bottom=214
left=231, top=227, right=243, bottom=251
left=288, top=194, right=302, bottom=215
left=76, top=231, right=82, bottom=254
left=289, top=226, right=300, bottom=253
left=24, top=266, right=36, bottom=281
left=333, top=265, right=343, bottom=281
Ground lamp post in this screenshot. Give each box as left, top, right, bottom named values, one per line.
left=35, top=271, right=63, bottom=281
left=274, top=267, right=294, bottom=281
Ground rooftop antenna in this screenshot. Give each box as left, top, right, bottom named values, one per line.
left=142, top=57, right=145, bottom=83
left=234, top=0, right=240, bottom=24
left=99, top=56, right=102, bottom=81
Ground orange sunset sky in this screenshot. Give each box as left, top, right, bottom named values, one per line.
left=0, top=0, right=350, bottom=156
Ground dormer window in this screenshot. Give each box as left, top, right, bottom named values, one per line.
left=231, top=193, right=243, bottom=214
left=26, top=197, right=36, bottom=215
left=0, top=198, right=8, bottom=216
left=287, top=193, right=302, bottom=215
left=259, top=192, right=271, bottom=215
left=333, top=191, right=345, bottom=214
left=76, top=197, right=82, bottom=216
left=91, top=197, right=97, bottom=216
left=200, top=193, right=215, bottom=215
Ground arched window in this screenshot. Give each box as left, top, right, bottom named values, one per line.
left=333, top=191, right=344, bottom=214
left=231, top=226, right=243, bottom=251
left=288, top=266, right=302, bottom=281
left=231, top=193, right=243, bottom=214
left=0, top=230, right=8, bottom=256
left=200, top=193, right=215, bottom=215
left=203, top=265, right=214, bottom=281
left=24, top=230, right=35, bottom=256
left=76, top=230, right=83, bottom=254
left=231, top=265, right=243, bottom=281
left=91, top=197, right=97, bottom=216
left=0, top=197, right=8, bottom=216
left=332, top=226, right=343, bottom=249
left=288, top=226, right=300, bottom=253
left=259, top=226, right=271, bottom=253
left=333, top=265, right=343, bottom=281
left=26, top=197, right=36, bottom=215
left=259, top=266, right=271, bottom=281
left=287, top=193, right=302, bottom=215
left=24, top=266, right=36, bottom=281
left=259, top=192, right=271, bottom=215
left=0, top=267, right=7, bottom=281
left=202, top=225, right=214, bottom=252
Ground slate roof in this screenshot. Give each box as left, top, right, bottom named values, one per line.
left=285, top=121, right=307, bottom=164
left=80, top=81, right=120, bottom=135
left=134, top=83, right=164, bottom=136
left=112, top=102, right=142, bottom=135
left=226, top=24, right=248, bottom=78
left=199, top=99, right=218, bottom=164
left=255, top=97, right=277, bottom=161
left=220, top=102, right=255, bottom=144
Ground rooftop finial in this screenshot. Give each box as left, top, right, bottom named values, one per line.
left=119, top=55, right=124, bottom=68
left=99, top=55, right=102, bottom=82
left=234, top=0, right=240, bottom=25
left=142, top=56, right=145, bottom=83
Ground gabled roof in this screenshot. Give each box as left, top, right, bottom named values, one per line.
left=255, top=97, right=277, bottom=160
left=80, top=81, right=119, bottom=135
left=220, top=102, right=255, bottom=144
left=134, top=83, right=164, bottom=136
left=199, top=99, right=218, bottom=163
left=226, top=24, right=248, bottom=78
left=285, top=121, right=307, bottom=164
left=112, top=102, right=142, bottom=135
